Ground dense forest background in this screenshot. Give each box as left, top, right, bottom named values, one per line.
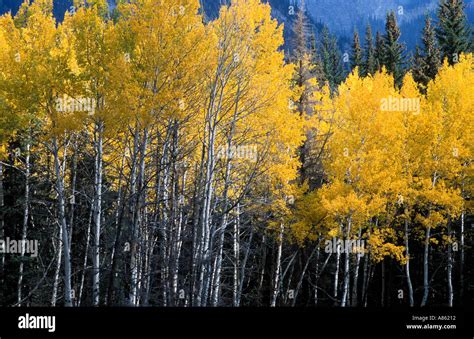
left=2, top=0, right=473, bottom=50
left=0, top=0, right=473, bottom=307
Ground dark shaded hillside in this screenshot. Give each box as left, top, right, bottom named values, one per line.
left=3, top=0, right=473, bottom=52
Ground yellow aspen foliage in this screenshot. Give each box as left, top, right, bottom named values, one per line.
left=289, top=55, right=473, bottom=267
left=0, top=0, right=472, bottom=308
left=206, top=0, right=305, bottom=222
left=368, top=228, right=406, bottom=264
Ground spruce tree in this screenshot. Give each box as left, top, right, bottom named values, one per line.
left=320, top=26, right=345, bottom=91
left=350, top=30, right=363, bottom=71
left=412, top=46, right=427, bottom=86
left=363, top=24, right=377, bottom=76
left=436, top=0, right=472, bottom=64
left=412, top=17, right=441, bottom=88
left=382, top=11, right=406, bottom=86
left=374, top=31, right=385, bottom=71
left=310, top=32, right=326, bottom=86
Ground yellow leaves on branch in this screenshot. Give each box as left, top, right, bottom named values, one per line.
left=289, top=54, right=473, bottom=261
left=0, top=0, right=305, bottom=229
left=368, top=228, right=406, bottom=264
left=0, top=0, right=471, bottom=259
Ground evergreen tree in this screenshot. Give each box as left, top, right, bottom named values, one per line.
left=291, top=7, right=324, bottom=184
left=436, top=0, right=472, bottom=64
left=363, top=24, right=377, bottom=76
left=310, top=31, right=326, bottom=85
left=412, top=46, right=426, bottom=85
left=320, top=26, right=345, bottom=91
left=412, top=17, right=442, bottom=88
left=350, top=30, right=363, bottom=71
left=382, top=11, right=406, bottom=86
left=374, top=31, right=385, bottom=71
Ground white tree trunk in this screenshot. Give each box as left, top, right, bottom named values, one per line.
left=351, top=228, right=361, bottom=306
left=404, top=218, right=414, bottom=307
left=77, top=207, right=92, bottom=306
left=447, top=221, right=453, bottom=307
left=197, top=118, right=217, bottom=306
left=236, top=205, right=252, bottom=307
left=51, top=220, right=62, bottom=306
left=341, top=217, right=352, bottom=307
left=52, top=138, right=73, bottom=306
left=128, top=127, right=140, bottom=306
left=420, top=225, right=431, bottom=307
left=333, top=233, right=341, bottom=302
left=232, top=209, right=240, bottom=306
left=92, top=122, right=103, bottom=306
left=17, top=141, right=30, bottom=305
left=270, top=223, right=284, bottom=307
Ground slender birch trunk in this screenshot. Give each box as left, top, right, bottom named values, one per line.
left=447, top=221, right=453, bottom=307
left=231, top=210, right=240, bottom=306
left=128, top=127, right=140, bottom=306
left=106, top=143, right=127, bottom=305
left=367, top=260, right=375, bottom=306
left=92, top=122, right=103, bottom=306
left=197, top=116, right=217, bottom=306
left=404, top=218, right=414, bottom=307
left=210, top=210, right=228, bottom=306
left=361, top=251, right=369, bottom=307
left=314, top=239, right=321, bottom=306
left=68, top=137, right=77, bottom=249
left=341, top=217, right=352, bottom=307
left=52, top=137, right=72, bottom=306
left=333, top=232, right=341, bottom=302
left=270, top=223, right=284, bottom=307
left=191, top=149, right=205, bottom=306
left=333, top=249, right=341, bottom=300
left=171, top=168, right=186, bottom=306
left=211, top=83, right=241, bottom=306
left=258, top=233, right=266, bottom=297
left=238, top=216, right=256, bottom=307
left=420, top=225, right=431, bottom=307
left=133, top=128, right=148, bottom=305
left=158, top=131, right=171, bottom=306
left=421, top=174, right=437, bottom=307
left=169, top=122, right=184, bottom=306
left=51, top=219, right=62, bottom=306
left=77, top=207, right=92, bottom=306
left=351, top=228, right=361, bottom=306
left=67, top=137, right=77, bottom=305
left=362, top=221, right=374, bottom=307
left=17, top=141, right=30, bottom=305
